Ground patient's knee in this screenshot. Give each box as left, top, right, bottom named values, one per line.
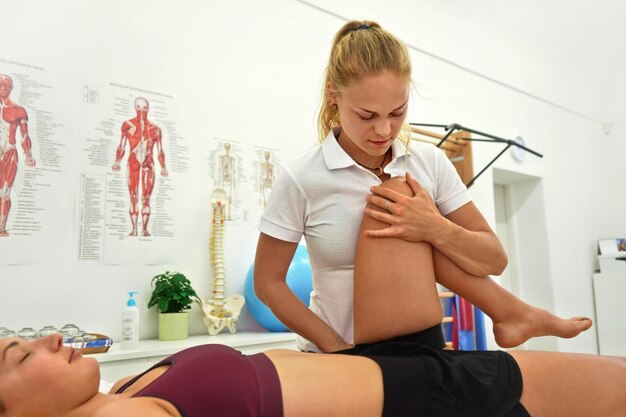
left=380, top=176, right=414, bottom=197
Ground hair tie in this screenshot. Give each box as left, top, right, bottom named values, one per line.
left=356, top=24, right=371, bottom=30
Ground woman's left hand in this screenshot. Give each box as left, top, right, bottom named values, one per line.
left=363, top=172, right=444, bottom=242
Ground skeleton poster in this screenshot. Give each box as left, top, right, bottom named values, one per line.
left=205, top=139, right=280, bottom=227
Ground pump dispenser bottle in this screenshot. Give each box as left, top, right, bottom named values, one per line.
left=121, top=291, right=140, bottom=349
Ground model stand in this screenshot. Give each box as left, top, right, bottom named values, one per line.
left=198, top=188, right=245, bottom=335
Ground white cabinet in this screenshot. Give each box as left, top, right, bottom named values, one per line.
left=592, top=273, right=626, bottom=356
left=92, top=332, right=298, bottom=382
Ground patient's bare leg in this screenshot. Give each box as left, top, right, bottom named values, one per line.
left=355, top=177, right=591, bottom=348
left=353, top=178, right=443, bottom=344
left=433, top=250, right=592, bottom=348
left=509, top=350, right=626, bottom=417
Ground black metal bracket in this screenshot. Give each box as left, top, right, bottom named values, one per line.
left=409, top=122, right=543, bottom=188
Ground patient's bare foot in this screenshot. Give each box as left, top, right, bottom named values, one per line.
left=492, top=306, right=592, bottom=348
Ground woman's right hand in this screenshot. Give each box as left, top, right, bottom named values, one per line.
left=364, top=172, right=442, bottom=243
left=255, top=233, right=353, bottom=353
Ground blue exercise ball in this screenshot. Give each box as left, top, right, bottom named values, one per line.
left=244, top=245, right=313, bottom=332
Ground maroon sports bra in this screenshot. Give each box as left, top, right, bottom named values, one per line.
left=115, top=344, right=283, bottom=417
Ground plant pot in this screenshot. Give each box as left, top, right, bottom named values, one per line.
left=158, top=312, right=189, bottom=341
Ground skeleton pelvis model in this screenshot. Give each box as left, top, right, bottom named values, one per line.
left=198, top=188, right=245, bottom=335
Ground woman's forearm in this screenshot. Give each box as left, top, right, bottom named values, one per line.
left=258, top=281, right=351, bottom=352
left=365, top=179, right=507, bottom=276
left=254, top=233, right=351, bottom=352
left=430, top=215, right=508, bottom=276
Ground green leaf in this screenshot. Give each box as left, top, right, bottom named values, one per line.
left=148, top=271, right=198, bottom=313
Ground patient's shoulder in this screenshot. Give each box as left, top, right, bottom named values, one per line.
left=109, top=375, right=136, bottom=394
left=93, top=397, right=180, bottom=417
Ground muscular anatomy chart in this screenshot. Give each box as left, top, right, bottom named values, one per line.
left=112, top=97, right=168, bottom=237
left=77, top=81, right=189, bottom=264
left=0, top=59, right=70, bottom=265
left=0, top=74, right=36, bottom=237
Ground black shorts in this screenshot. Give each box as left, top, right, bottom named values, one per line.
left=351, top=323, right=447, bottom=351
left=338, top=341, right=531, bottom=417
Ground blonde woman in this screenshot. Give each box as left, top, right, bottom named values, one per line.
left=254, top=20, right=590, bottom=353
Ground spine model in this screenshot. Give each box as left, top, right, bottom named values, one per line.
left=199, top=188, right=245, bottom=335
left=210, top=195, right=226, bottom=315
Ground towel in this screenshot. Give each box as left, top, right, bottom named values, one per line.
left=99, top=379, right=115, bottom=394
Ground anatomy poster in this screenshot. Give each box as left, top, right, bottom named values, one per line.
left=249, top=145, right=280, bottom=224
left=205, top=139, right=280, bottom=226
left=206, top=139, right=246, bottom=223
left=76, top=82, right=190, bottom=264
left=0, top=58, right=71, bottom=265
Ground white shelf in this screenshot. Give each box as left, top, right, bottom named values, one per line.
left=592, top=273, right=626, bottom=356
left=92, top=331, right=297, bottom=363
left=91, top=331, right=297, bottom=382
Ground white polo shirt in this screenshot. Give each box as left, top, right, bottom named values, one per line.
left=259, top=127, right=470, bottom=352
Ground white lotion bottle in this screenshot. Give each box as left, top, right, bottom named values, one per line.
left=121, top=291, right=140, bottom=349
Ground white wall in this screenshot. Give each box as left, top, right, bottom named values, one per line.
left=1, top=0, right=624, bottom=353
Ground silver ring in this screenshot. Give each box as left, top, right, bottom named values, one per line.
left=385, top=200, right=392, bottom=211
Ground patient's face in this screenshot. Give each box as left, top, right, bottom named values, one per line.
left=0, top=335, right=100, bottom=416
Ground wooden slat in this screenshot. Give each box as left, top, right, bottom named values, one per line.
left=410, top=126, right=446, bottom=139
left=410, top=126, right=468, bottom=146
left=408, top=126, right=475, bottom=190
left=455, top=131, right=473, bottom=185
left=410, top=136, right=461, bottom=153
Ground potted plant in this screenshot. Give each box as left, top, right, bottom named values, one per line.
left=148, top=271, right=198, bottom=341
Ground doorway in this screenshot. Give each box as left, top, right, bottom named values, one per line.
left=492, top=168, right=558, bottom=351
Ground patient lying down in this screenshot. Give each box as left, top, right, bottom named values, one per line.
left=0, top=334, right=625, bottom=417
left=1, top=176, right=609, bottom=417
